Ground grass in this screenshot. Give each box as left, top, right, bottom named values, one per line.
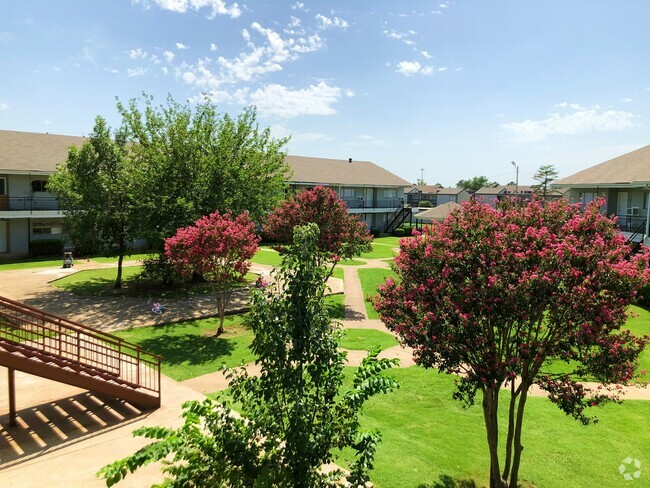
left=336, top=366, right=650, bottom=488
left=359, top=243, right=398, bottom=260
left=624, top=305, right=650, bottom=380
left=90, top=253, right=154, bottom=263
left=358, top=268, right=397, bottom=319
left=51, top=266, right=257, bottom=298
left=251, top=247, right=283, bottom=267
left=325, top=293, right=346, bottom=319
left=339, top=329, right=398, bottom=351
left=339, top=259, right=367, bottom=266
left=112, top=315, right=255, bottom=381
left=0, top=257, right=69, bottom=272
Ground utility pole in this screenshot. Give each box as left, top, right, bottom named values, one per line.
left=420, top=168, right=424, bottom=184
left=511, top=161, right=519, bottom=200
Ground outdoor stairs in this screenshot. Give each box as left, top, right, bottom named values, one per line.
left=625, top=219, right=647, bottom=254
left=384, top=206, right=412, bottom=234
left=0, top=295, right=161, bottom=411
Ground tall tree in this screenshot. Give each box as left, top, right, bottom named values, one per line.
left=117, top=95, right=290, bottom=249
left=457, top=176, right=499, bottom=192
left=532, top=164, right=559, bottom=199
left=99, top=223, right=398, bottom=487
left=263, top=186, right=372, bottom=272
left=48, top=117, right=139, bottom=289
left=375, top=198, right=649, bottom=488
left=165, top=210, right=259, bottom=335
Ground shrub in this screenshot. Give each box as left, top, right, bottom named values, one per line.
left=402, top=225, right=414, bottom=236
left=140, top=254, right=182, bottom=287
left=30, top=239, right=64, bottom=257
left=418, top=200, right=433, bottom=208
left=392, top=228, right=405, bottom=237
left=370, top=227, right=381, bottom=238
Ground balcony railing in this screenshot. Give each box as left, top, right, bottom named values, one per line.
left=0, top=196, right=60, bottom=212
left=616, top=214, right=647, bottom=233
left=341, top=197, right=405, bottom=209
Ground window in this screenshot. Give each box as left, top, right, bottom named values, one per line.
left=341, top=188, right=355, bottom=198
left=32, top=180, right=48, bottom=192
left=383, top=189, right=397, bottom=198
left=33, top=222, right=62, bottom=235
left=0, top=177, right=6, bottom=195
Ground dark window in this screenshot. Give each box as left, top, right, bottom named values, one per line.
left=0, top=177, right=5, bottom=195
left=32, top=180, right=48, bottom=192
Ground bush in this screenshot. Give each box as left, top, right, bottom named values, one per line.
left=30, top=239, right=64, bottom=256
left=392, top=228, right=405, bottom=237
left=140, top=254, right=182, bottom=286
left=637, top=283, right=650, bottom=308
left=370, top=227, right=381, bottom=238
left=402, top=225, right=414, bottom=236
left=418, top=200, right=433, bottom=208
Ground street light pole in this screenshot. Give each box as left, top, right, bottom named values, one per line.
left=511, top=161, right=519, bottom=200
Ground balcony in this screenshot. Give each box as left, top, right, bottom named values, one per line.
left=616, top=214, right=646, bottom=233
left=341, top=197, right=404, bottom=210
left=0, top=196, right=60, bottom=213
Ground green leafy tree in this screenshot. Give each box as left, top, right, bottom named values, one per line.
left=98, top=223, right=398, bottom=487
left=532, top=163, right=559, bottom=199
left=117, top=94, right=290, bottom=249
left=48, top=117, right=139, bottom=288
left=457, top=176, right=499, bottom=192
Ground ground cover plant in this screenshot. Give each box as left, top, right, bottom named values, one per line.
left=339, top=329, right=399, bottom=351
left=112, top=316, right=254, bottom=381
left=376, top=198, right=650, bottom=488
left=99, top=224, right=398, bottom=487
left=358, top=268, right=397, bottom=319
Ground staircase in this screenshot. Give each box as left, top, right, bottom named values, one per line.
left=384, top=206, right=412, bottom=234
left=625, top=219, right=647, bottom=254
left=0, top=296, right=161, bottom=411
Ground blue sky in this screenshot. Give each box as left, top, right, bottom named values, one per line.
left=1, top=1, right=649, bottom=186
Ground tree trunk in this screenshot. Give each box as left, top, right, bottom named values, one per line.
left=115, top=239, right=125, bottom=289
left=508, top=385, right=529, bottom=487
left=502, top=382, right=518, bottom=481
left=215, top=285, right=227, bottom=336
left=482, top=386, right=505, bottom=488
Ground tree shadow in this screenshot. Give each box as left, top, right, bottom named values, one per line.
left=137, top=334, right=236, bottom=366
left=418, top=474, right=479, bottom=488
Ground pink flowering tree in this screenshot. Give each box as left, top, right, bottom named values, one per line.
left=165, top=211, right=259, bottom=335
left=375, top=198, right=650, bottom=488
left=263, top=186, right=372, bottom=274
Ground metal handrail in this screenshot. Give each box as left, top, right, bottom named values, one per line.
left=0, top=196, right=60, bottom=211
left=0, top=295, right=161, bottom=394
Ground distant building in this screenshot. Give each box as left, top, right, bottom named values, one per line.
left=473, top=185, right=535, bottom=207
left=407, top=185, right=470, bottom=206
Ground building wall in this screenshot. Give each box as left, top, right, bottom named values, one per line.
left=8, top=219, right=29, bottom=255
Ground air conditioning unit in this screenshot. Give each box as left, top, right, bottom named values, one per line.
left=627, top=207, right=640, bottom=216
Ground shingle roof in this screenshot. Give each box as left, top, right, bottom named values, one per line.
left=286, top=155, right=411, bottom=187
left=474, top=185, right=534, bottom=195
left=0, top=130, right=86, bottom=173
left=435, top=187, right=467, bottom=195
left=415, top=201, right=461, bottom=221
left=554, top=145, right=650, bottom=187
left=0, top=131, right=411, bottom=187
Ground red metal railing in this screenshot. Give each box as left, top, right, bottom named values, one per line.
left=0, top=295, right=161, bottom=396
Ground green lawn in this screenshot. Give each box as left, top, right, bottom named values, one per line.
left=358, top=268, right=397, bottom=319
left=339, top=329, right=398, bottom=351
left=338, top=259, right=367, bottom=266
left=90, top=253, right=154, bottom=263
left=113, top=315, right=255, bottom=381
left=0, top=257, right=69, bottom=272
left=337, top=366, right=650, bottom=488
left=251, top=247, right=283, bottom=267
left=624, top=305, right=650, bottom=380
left=51, top=266, right=257, bottom=298
left=359, top=243, right=398, bottom=260
left=325, top=293, right=345, bottom=319
left=372, top=236, right=409, bottom=247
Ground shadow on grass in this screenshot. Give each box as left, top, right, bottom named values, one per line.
left=137, top=334, right=236, bottom=366
left=418, top=474, right=478, bottom=488
left=326, top=296, right=346, bottom=319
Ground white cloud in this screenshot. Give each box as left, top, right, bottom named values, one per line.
left=315, top=13, right=349, bottom=29
left=249, top=81, right=342, bottom=118
left=138, top=0, right=241, bottom=19
left=43, top=119, right=53, bottom=125
left=622, top=98, right=634, bottom=103
left=420, top=50, right=432, bottom=59
left=210, top=42, right=218, bottom=51
left=182, top=71, right=196, bottom=83
left=292, top=2, right=305, bottom=10
left=176, top=42, right=189, bottom=50
left=0, top=102, right=9, bottom=110
left=554, top=101, right=585, bottom=110
left=502, top=108, right=637, bottom=143
left=344, top=89, right=355, bottom=97
left=127, top=66, right=148, bottom=77
left=396, top=60, right=433, bottom=76
left=161, top=66, right=169, bottom=75
left=128, top=48, right=147, bottom=59
left=163, top=50, right=175, bottom=62
left=438, top=66, right=448, bottom=72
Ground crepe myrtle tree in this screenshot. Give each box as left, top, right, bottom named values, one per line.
left=374, top=197, right=650, bottom=488
left=165, top=210, right=259, bottom=335
left=99, top=224, right=398, bottom=487
left=263, top=185, right=372, bottom=275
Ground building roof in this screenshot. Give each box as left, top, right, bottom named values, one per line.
left=474, top=185, right=534, bottom=195
left=0, top=130, right=86, bottom=174
left=285, top=155, right=411, bottom=188
left=435, top=187, right=468, bottom=195
left=410, top=184, right=442, bottom=194
left=554, top=145, right=650, bottom=187
left=415, top=201, right=461, bottom=222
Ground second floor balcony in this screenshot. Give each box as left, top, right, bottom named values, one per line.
left=0, top=196, right=60, bottom=212
left=341, top=196, right=405, bottom=209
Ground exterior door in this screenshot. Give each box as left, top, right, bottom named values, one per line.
left=617, top=191, right=628, bottom=216
left=0, top=221, right=7, bottom=253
